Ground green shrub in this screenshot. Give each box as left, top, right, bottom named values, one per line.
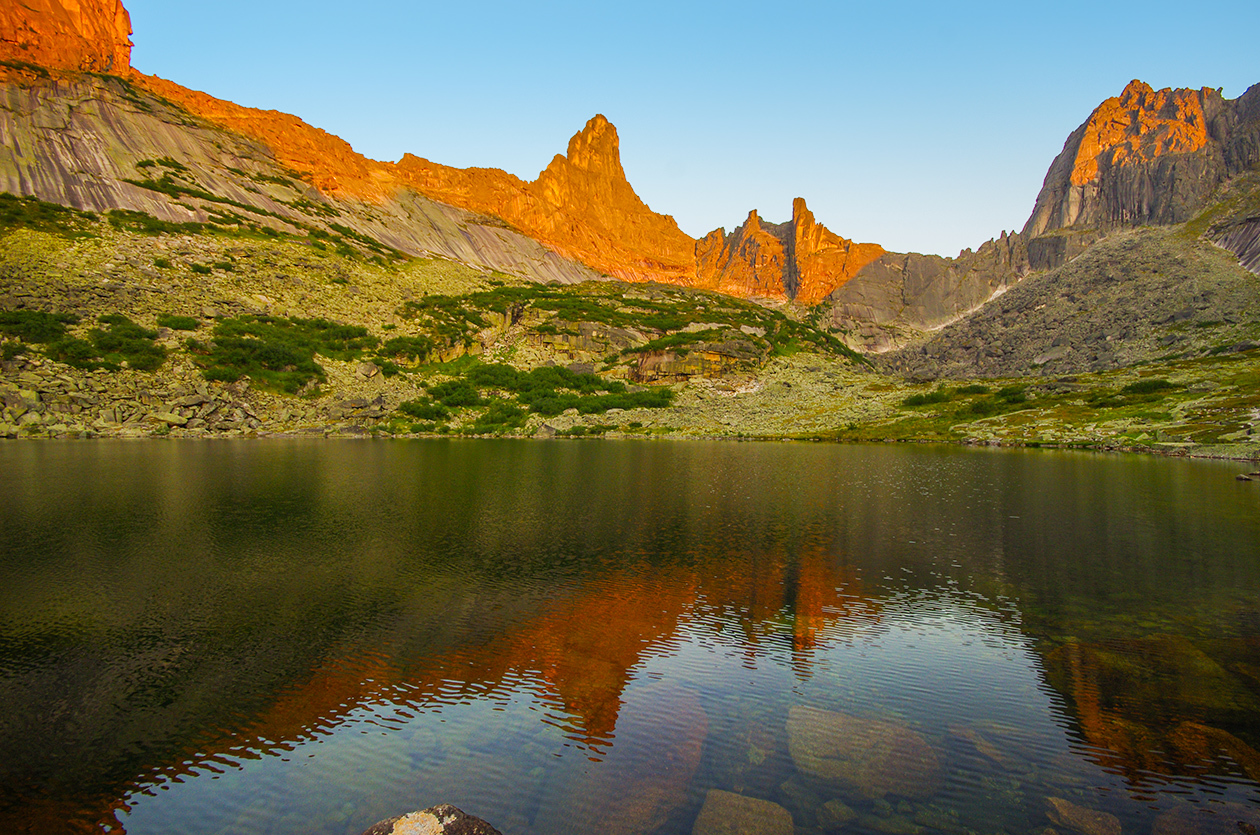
left=0, top=193, right=95, bottom=237
left=903, top=388, right=954, bottom=407
left=429, top=380, right=484, bottom=408
left=996, top=384, right=1028, bottom=404
left=153, top=257, right=172, bottom=268
left=1122, top=378, right=1178, bottom=394
left=397, top=398, right=450, bottom=421
left=958, top=384, right=990, bottom=395
left=107, top=209, right=204, bottom=236
left=961, top=398, right=1004, bottom=417
left=46, top=336, right=100, bottom=368
left=189, top=315, right=376, bottom=393
left=378, top=335, right=434, bottom=361
left=89, top=314, right=166, bottom=371
left=471, top=400, right=527, bottom=431
left=157, top=314, right=199, bottom=331
left=0, top=310, right=78, bottom=342
left=190, top=263, right=213, bottom=275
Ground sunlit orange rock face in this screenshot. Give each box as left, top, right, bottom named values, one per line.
left=397, top=115, right=698, bottom=284
left=5, top=0, right=882, bottom=303
left=696, top=198, right=884, bottom=302
left=1070, top=80, right=1210, bottom=186
left=0, top=0, right=132, bottom=73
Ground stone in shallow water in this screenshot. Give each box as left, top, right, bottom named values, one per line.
left=691, top=790, right=794, bottom=835
left=818, top=798, right=858, bottom=830
left=786, top=705, right=942, bottom=799
left=1152, top=801, right=1260, bottom=835
left=532, top=681, right=708, bottom=835
left=1045, top=797, right=1121, bottom=835
left=358, top=805, right=502, bottom=835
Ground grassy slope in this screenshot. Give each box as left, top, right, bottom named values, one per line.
left=0, top=199, right=1257, bottom=458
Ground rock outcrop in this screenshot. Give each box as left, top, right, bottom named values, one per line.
left=1023, top=80, right=1260, bottom=254
left=0, top=0, right=131, bottom=74
left=0, top=0, right=890, bottom=304
left=398, top=115, right=697, bottom=284
left=695, top=198, right=884, bottom=303
left=359, top=806, right=502, bottom=835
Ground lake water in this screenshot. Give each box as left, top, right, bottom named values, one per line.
left=2, top=440, right=1260, bottom=835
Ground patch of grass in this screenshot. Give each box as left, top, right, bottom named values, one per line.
left=1122, top=378, right=1179, bottom=395
left=903, top=388, right=955, bottom=407
left=189, top=263, right=213, bottom=275
left=157, top=314, right=199, bottom=331
left=0, top=310, right=78, bottom=342
left=189, top=315, right=377, bottom=393
left=0, top=193, right=96, bottom=238
left=396, top=398, right=450, bottom=422
left=958, top=384, right=990, bottom=395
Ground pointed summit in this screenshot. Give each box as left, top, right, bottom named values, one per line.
left=564, top=114, right=626, bottom=180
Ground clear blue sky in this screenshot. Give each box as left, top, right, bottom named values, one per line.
left=125, top=1, right=1258, bottom=257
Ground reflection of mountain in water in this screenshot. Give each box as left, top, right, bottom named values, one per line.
left=1, top=441, right=1258, bottom=833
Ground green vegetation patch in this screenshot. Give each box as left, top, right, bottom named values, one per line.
left=42, top=314, right=166, bottom=371
left=397, top=281, right=866, bottom=369
left=0, top=310, right=79, bottom=343
left=157, top=314, right=200, bottom=331
left=0, top=193, right=96, bottom=238
left=188, top=315, right=378, bottom=393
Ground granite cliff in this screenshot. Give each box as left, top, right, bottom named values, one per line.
left=694, top=198, right=885, bottom=304
left=0, top=0, right=131, bottom=74
left=824, top=79, right=1260, bottom=355
left=0, top=0, right=889, bottom=303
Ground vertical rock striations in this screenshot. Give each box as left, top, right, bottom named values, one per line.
left=0, top=0, right=132, bottom=74
left=1023, top=80, right=1260, bottom=253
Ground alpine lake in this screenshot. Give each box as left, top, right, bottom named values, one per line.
left=3, top=439, right=1260, bottom=835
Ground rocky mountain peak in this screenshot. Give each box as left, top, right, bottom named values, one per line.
left=0, top=0, right=132, bottom=74
left=563, top=114, right=626, bottom=180
left=1069, top=78, right=1209, bottom=186
left=694, top=199, right=884, bottom=303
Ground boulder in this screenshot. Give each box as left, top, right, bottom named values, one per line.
left=786, top=706, right=941, bottom=799
left=1045, top=797, right=1121, bottom=835
left=359, top=805, right=501, bottom=835
left=691, top=790, right=794, bottom=835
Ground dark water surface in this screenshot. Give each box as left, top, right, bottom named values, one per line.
left=2, top=440, right=1260, bottom=835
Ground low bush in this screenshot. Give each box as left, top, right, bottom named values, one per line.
left=157, top=314, right=199, bottom=331
left=0, top=310, right=78, bottom=342
left=903, top=388, right=954, bottom=407
left=397, top=398, right=450, bottom=421
left=189, top=315, right=376, bottom=393
left=1122, top=378, right=1178, bottom=395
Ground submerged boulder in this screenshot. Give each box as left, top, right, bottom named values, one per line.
left=786, top=706, right=941, bottom=799
left=1045, top=797, right=1121, bottom=835
left=691, top=790, right=794, bottom=835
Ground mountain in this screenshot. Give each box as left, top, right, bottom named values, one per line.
left=823, top=78, right=1260, bottom=356
left=694, top=198, right=886, bottom=304
left=1, top=0, right=888, bottom=303
left=2, top=0, right=1259, bottom=457
left=0, top=0, right=131, bottom=74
